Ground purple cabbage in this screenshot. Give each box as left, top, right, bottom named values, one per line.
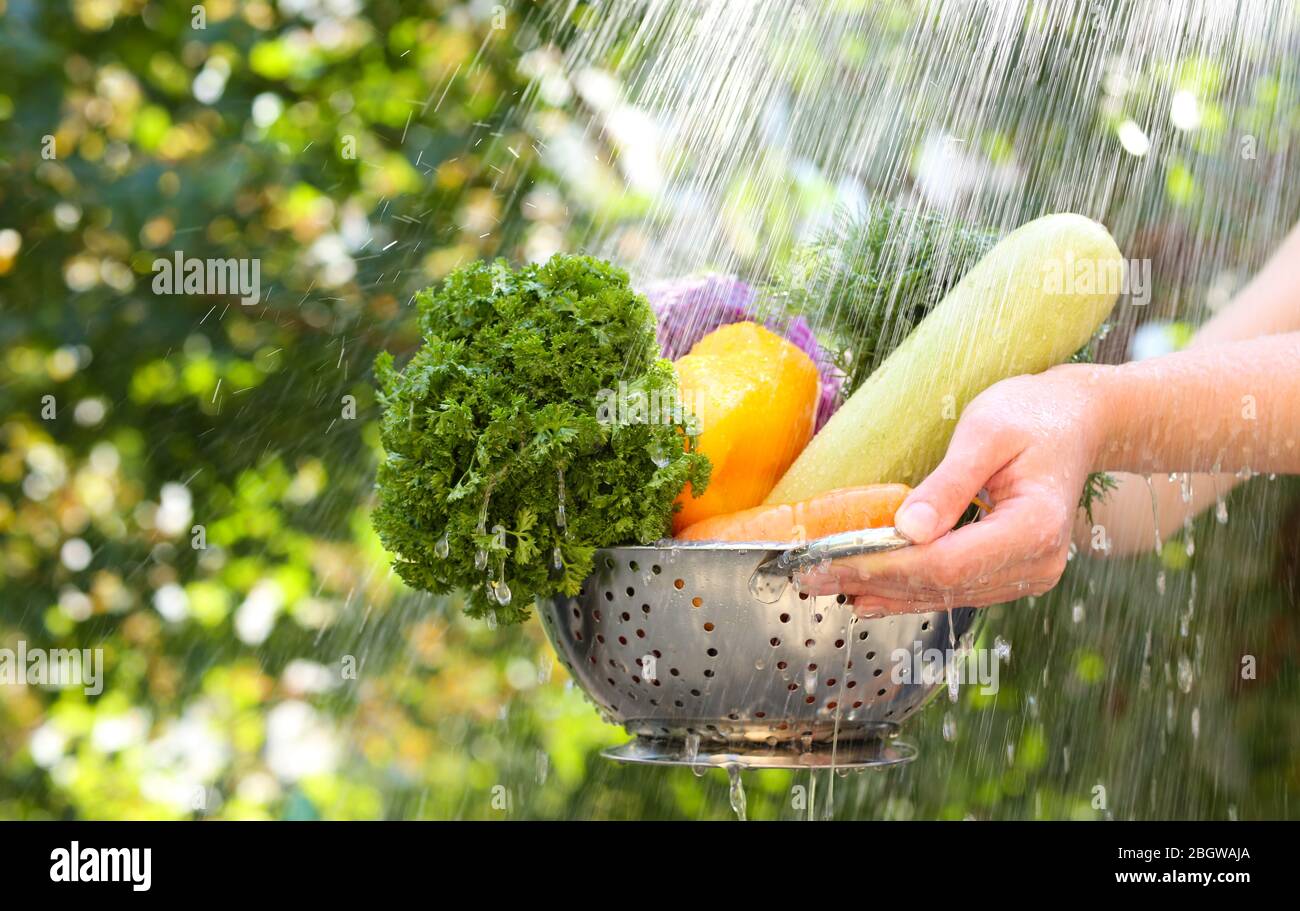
left=641, top=275, right=843, bottom=432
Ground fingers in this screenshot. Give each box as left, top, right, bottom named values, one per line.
left=799, top=492, right=1071, bottom=605
left=893, top=418, right=1014, bottom=544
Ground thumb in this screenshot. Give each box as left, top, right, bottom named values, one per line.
left=894, top=423, right=1010, bottom=544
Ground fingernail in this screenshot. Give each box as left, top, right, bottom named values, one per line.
left=895, top=501, right=939, bottom=543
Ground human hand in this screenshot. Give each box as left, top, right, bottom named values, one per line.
left=799, top=364, right=1109, bottom=615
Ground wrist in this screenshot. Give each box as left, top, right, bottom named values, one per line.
left=1049, top=361, right=1126, bottom=472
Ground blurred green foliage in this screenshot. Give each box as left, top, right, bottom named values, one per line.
left=0, top=0, right=1297, bottom=821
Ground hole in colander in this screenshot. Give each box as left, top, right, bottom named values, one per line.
left=690, top=689, right=701, bottom=697
left=877, top=688, right=886, bottom=696
left=706, top=647, right=718, bottom=657
left=626, top=586, right=635, bottom=597
left=604, top=557, right=615, bottom=570
left=607, top=678, right=616, bottom=686
left=652, top=565, right=662, bottom=574
left=629, top=560, right=639, bottom=571
left=621, top=611, right=630, bottom=621
left=703, top=669, right=714, bottom=678
left=596, top=634, right=605, bottom=644
left=641, top=604, right=651, bottom=614
left=921, top=621, right=930, bottom=630
left=847, top=680, right=857, bottom=689
left=866, top=650, right=876, bottom=659
left=836, top=594, right=847, bottom=604
left=674, top=700, right=684, bottom=708
left=670, top=667, right=680, bottom=676
left=769, top=637, right=780, bottom=647
left=692, top=597, right=703, bottom=608
left=827, top=700, right=838, bottom=709
left=798, top=592, right=809, bottom=601
left=808, top=662, right=818, bottom=671
left=594, top=609, right=602, bottom=620
left=703, top=622, right=714, bottom=632
left=835, top=639, right=845, bottom=648
left=826, top=678, right=837, bottom=687
left=673, top=578, right=685, bottom=590
left=604, top=591, right=614, bottom=602
left=873, top=668, right=882, bottom=677
left=652, top=649, right=660, bottom=658
left=859, top=630, right=869, bottom=640
left=755, top=711, right=766, bottom=719
left=779, top=613, right=791, bottom=623
left=804, top=639, right=815, bottom=648
left=632, top=676, right=641, bottom=684
left=777, top=660, right=787, bottom=670
left=635, top=629, right=646, bottom=638
left=787, top=683, right=799, bottom=692
left=618, top=636, right=628, bottom=646
left=804, top=696, right=815, bottom=704
left=573, top=630, right=583, bottom=641
left=572, top=607, right=580, bottom=619
left=852, top=701, right=863, bottom=709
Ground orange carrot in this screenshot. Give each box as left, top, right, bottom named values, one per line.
left=677, top=483, right=912, bottom=543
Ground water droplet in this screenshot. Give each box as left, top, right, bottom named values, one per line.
left=1177, top=655, right=1194, bottom=693
left=942, top=712, right=957, bottom=741
left=994, top=636, right=1012, bottom=661
left=1215, top=497, right=1229, bottom=524
left=647, top=437, right=671, bottom=468
left=748, top=568, right=788, bottom=603
left=555, top=468, right=567, bottom=531
left=474, top=548, right=488, bottom=571
left=1072, top=601, right=1085, bottom=623
left=551, top=545, right=564, bottom=572
left=1144, top=475, right=1163, bottom=557
left=491, top=579, right=512, bottom=606
left=434, top=532, right=449, bottom=559
left=727, top=765, right=747, bottom=821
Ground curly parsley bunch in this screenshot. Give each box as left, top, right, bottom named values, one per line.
left=373, top=254, right=710, bottom=624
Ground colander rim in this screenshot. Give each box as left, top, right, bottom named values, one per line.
left=604, top=540, right=795, bottom=553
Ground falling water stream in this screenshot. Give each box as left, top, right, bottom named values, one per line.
left=464, top=0, right=1300, bottom=819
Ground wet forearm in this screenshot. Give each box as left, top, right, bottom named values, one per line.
left=1088, top=333, right=1300, bottom=476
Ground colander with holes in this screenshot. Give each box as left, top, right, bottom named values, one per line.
left=538, top=526, right=982, bottom=770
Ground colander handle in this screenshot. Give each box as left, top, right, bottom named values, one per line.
left=756, top=526, right=912, bottom=578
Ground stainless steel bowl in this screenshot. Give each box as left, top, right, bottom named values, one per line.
left=538, top=529, right=980, bottom=769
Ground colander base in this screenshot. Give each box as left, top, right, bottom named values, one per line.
left=602, top=735, right=917, bottom=770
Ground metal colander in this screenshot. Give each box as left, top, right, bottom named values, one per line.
left=538, top=528, right=980, bottom=769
